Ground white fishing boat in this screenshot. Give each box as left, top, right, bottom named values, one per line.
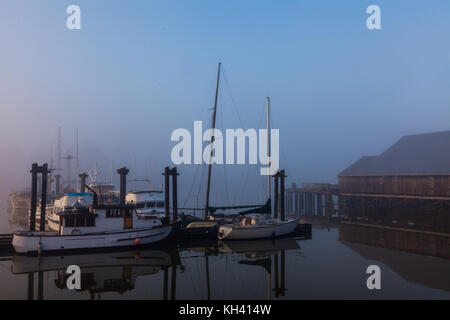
left=126, top=191, right=165, bottom=218
left=219, top=216, right=298, bottom=240
left=13, top=201, right=176, bottom=254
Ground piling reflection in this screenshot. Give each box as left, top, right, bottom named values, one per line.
left=219, top=238, right=300, bottom=300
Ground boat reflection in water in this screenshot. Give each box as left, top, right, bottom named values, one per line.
left=219, top=238, right=301, bottom=299
left=10, top=236, right=303, bottom=300
left=11, top=248, right=182, bottom=300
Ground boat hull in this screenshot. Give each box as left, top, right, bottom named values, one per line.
left=178, top=225, right=219, bottom=240
left=12, top=224, right=174, bottom=255
left=219, top=218, right=299, bottom=240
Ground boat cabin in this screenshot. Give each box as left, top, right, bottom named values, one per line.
left=126, top=191, right=165, bottom=216
left=57, top=204, right=163, bottom=236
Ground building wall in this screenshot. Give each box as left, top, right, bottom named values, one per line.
left=339, top=175, right=450, bottom=198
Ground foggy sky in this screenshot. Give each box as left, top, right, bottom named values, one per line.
left=1, top=0, right=449, bottom=208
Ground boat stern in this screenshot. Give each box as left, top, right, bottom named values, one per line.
left=218, top=225, right=234, bottom=240
left=12, top=232, right=41, bottom=254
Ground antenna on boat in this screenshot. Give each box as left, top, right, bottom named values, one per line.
left=94, top=162, right=98, bottom=183
left=205, top=62, right=222, bottom=220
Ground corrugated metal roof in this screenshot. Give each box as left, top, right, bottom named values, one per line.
left=339, top=130, right=450, bottom=176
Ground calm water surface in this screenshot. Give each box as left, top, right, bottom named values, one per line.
left=1, top=201, right=449, bottom=300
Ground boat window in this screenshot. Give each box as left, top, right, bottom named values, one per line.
left=136, top=203, right=145, bottom=209
left=63, top=213, right=95, bottom=228
left=106, top=208, right=123, bottom=218
left=147, top=202, right=156, bottom=208
left=156, top=202, right=164, bottom=208
left=64, top=215, right=75, bottom=227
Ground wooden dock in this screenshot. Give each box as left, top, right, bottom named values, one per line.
left=286, top=183, right=339, bottom=219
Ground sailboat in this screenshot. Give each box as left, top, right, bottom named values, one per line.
left=218, top=97, right=299, bottom=240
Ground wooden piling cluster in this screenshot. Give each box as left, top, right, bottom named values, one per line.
left=117, top=167, right=130, bottom=206
left=29, top=163, right=50, bottom=232
left=285, top=183, right=339, bottom=219
left=162, top=167, right=179, bottom=221
left=273, top=170, right=287, bottom=221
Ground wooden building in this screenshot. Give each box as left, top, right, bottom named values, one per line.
left=339, top=131, right=450, bottom=234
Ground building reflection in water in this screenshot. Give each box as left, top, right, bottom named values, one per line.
left=339, top=222, right=450, bottom=292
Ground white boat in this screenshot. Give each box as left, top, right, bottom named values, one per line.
left=13, top=202, right=176, bottom=254
left=219, top=216, right=299, bottom=240
left=126, top=191, right=165, bottom=218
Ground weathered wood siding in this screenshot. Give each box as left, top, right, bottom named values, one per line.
left=339, top=175, right=450, bottom=197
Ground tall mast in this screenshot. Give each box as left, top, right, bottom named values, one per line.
left=205, top=62, right=222, bottom=219
left=58, top=127, right=61, bottom=170
left=65, top=153, right=73, bottom=190
left=76, top=128, right=80, bottom=175
left=266, top=97, right=271, bottom=201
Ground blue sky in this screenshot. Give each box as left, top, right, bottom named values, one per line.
left=1, top=1, right=449, bottom=206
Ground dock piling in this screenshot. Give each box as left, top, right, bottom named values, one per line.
left=54, top=174, right=61, bottom=196
left=30, top=164, right=38, bottom=232
left=280, top=170, right=286, bottom=221
left=164, top=167, right=170, bottom=219
left=163, top=167, right=179, bottom=220
left=39, top=164, right=48, bottom=232
left=79, top=173, right=88, bottom=193
left=117, top=167, right=130, bottom=206
left=273, top=173, right=279, bottom=219
left=172, top=167, right=178, bottom=221
left=273, top=170, right=287, bottom=221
